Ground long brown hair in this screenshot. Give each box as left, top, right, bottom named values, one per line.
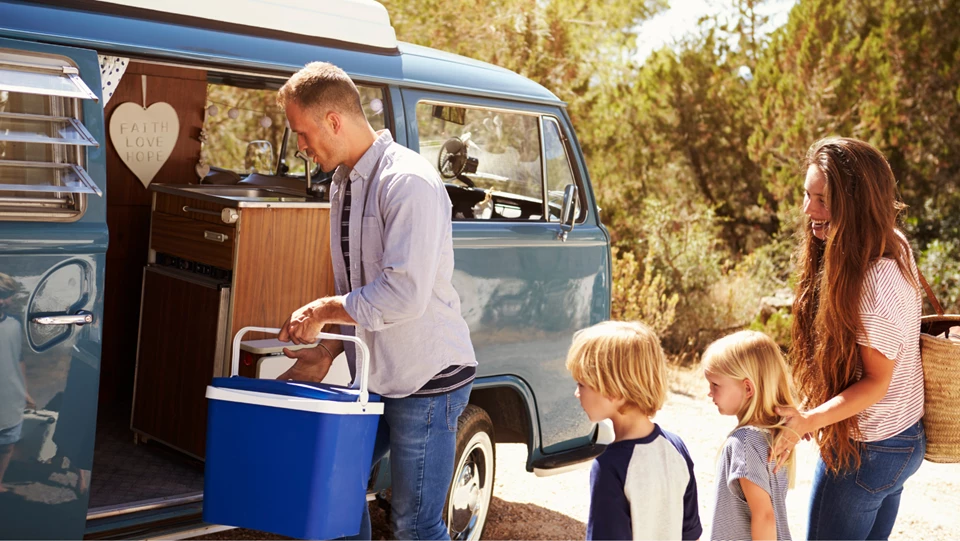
left=790, top=137, right=916, bottom=473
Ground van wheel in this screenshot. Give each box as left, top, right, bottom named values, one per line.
left=446, top=404, right=495, bottom=541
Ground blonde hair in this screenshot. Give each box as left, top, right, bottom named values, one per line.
left=702, top=330, right=798, bottom=485
left=277, top=61, right=364, bottom=118
left=565, top=320, right=667, bottom=416
left=0, top=272, right=17, bottom=299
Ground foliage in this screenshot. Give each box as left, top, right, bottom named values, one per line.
left=381, top=0, right=960, bottom=354
left=610, top=246, right=679, bottom=337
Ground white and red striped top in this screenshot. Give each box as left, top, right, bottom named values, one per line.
left=854, top=250, right=924, bottom=442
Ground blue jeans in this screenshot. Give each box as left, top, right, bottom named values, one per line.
left=353, top=383, right=472, bottom=540
left=808, top=420, right=926, bottom=540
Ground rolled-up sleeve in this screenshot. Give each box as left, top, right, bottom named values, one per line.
left=344, top=171, right=446, bottom=331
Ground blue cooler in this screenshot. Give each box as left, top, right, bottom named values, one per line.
left=203, top=327, right=383, bottom=540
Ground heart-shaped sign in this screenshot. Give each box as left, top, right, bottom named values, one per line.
left=109, top=102, right=180, bottom=189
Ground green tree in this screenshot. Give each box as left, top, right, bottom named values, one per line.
left=751, top=0, right=960, bottom=309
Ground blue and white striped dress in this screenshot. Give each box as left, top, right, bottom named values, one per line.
left=707, top=426, right=791, bottom=540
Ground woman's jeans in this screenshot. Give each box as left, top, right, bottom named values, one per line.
left=808, top=420, right=926, bottom=540
left=352, top=383, right=472, bottom=540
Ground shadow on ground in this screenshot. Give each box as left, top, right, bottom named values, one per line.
left=190, top=494, right=584, bottom=540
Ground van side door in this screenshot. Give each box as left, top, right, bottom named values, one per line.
left=0, top=38, right=106, bottom=540
left=402, top=89, right=611, bottom=455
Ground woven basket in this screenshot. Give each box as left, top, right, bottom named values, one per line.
left=918, top=275, right=960, bottom=463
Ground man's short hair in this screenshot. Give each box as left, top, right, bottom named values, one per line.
left=565, top=320, right=668, bottom=416
left=277, top=62, right=364, bottom=118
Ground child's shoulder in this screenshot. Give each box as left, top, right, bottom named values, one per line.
left=656, top=425, right=692, bottom=453
left=723, top=426, right=773, bottom=455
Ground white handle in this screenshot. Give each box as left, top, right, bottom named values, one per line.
left=230, top=326, right=372, bottom=407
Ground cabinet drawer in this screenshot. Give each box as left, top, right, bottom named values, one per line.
left=151, top=212, right=235, bottom=269
left=154, top=192, right=239, bottom=227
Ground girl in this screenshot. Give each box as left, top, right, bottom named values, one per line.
left=702, top=330, right=797, bottom=541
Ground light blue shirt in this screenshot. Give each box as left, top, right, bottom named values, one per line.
left=332, top=131, right=476, bottom=398
left=0, top=315, right=26, bottom=430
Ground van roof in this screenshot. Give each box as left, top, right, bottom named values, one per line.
left=92, top=0, right=398, bottom=51
left=0, top=1, right=562, bottom=106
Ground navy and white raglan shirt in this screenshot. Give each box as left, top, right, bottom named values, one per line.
left=707, top=426, right=791, bottom=541
left=587, top=424, right=702, bottom=540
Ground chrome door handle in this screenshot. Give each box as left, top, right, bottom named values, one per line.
left=32, top=310, right=94, bottom=326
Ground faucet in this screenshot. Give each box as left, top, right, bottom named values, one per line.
left=295, top=151, right=313, bottom=197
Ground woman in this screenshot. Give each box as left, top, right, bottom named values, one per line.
left=774, top=137, right=925, bottom=540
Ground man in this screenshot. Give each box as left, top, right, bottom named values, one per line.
left=276, top=62, right=477, bottom=540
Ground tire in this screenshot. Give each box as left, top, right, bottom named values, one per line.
left=446, top=404, right=496, bottom=541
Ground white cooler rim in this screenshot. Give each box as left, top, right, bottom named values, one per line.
left=206, top=386, right=384, bottom=416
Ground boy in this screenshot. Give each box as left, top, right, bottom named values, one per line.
left=566, top=321, right=702, bottom=540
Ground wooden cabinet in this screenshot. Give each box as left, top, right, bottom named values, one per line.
left=131, top=189, right=334, bottom=459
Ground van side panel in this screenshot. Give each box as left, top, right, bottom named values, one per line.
left=401, top=89, right=610, bottom=452
left=0, top=37, right=107, bottom=540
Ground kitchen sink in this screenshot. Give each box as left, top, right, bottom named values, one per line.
left=173, top=184, right=317, bottom=201
left=150, top=183, right=326, bottom=206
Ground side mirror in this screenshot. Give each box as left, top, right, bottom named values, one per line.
left=557, top=183, right=578, bottom=242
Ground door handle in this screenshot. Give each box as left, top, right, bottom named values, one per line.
left=32, top=310, right=94, bottom=326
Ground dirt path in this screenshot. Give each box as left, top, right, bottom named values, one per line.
left=484, top=365, right=960, bottom=539
left=195, top=365, right=960, bottom=540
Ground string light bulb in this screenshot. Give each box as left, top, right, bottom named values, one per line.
left=260, top=116, right=273, bottom=128
left=228, top=107, right=240, bottom=119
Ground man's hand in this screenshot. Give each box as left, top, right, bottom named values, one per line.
left=279, top=299, right=325, bottom=345
left=276, top=345, right=334, bottom=383
left=278, top=296, right=355, bottom=345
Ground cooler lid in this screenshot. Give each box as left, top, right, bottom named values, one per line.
left=210, top=377, right=380, bottom=403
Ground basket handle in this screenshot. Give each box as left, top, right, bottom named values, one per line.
left=917, top=267, right=945, bottom=317
left=230, top=326, right=373, bottom=407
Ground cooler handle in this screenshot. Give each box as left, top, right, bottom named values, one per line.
left=230, top=326, right=373, bottom=407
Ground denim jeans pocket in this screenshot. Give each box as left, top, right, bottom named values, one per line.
left=855, top=443, right=915, bottom=493
left=446, top=394, right=469, bottom=432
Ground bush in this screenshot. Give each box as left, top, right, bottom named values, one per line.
left=609, top=197, right=797, bottom=362
left=610, top=246, right=679, bottom=337
left=918, top=239, right=960, bottom=312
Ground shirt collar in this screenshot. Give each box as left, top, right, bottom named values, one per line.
left=333, top=130, right=393, bottom=185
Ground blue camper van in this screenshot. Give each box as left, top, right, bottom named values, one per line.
left=0, top=1, right=611, bottom=538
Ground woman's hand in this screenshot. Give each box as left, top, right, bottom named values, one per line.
left=771, top=406, right=815, bottom=470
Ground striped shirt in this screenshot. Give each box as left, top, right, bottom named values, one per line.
left=854, top=252, right=924, bottom=442
left=707, top=427, right=791, bottom=541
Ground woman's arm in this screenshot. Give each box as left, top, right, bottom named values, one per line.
left=740, top=478, right=776, bottom=540
left=773, top=344, right=894, bottom=463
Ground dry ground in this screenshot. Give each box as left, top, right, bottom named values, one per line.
left=193, top=363, right=960, bottom=540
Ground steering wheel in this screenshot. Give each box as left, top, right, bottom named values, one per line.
left=437, top=137, right=475, bottom=188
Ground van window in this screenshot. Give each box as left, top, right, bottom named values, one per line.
left=0, top=50, right=101, bottom=221
left=542, top=116, right=581, bottom=222
left=201, top=83, right=387, bottom=176
left=416, top=101, right=544, bottom=221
